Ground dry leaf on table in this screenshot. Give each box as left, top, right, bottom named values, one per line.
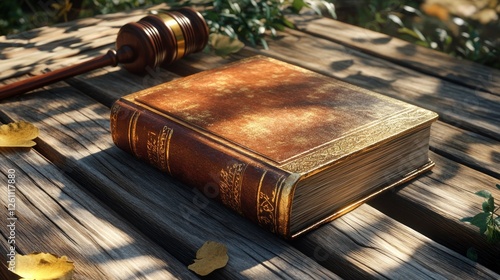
left=208, top=33, right=244, bottom=57
left=188, top=241, right=229, bottom=276
left=13, top=252, right=74, bottom=280
left=0, top=121, right=39, bottom=147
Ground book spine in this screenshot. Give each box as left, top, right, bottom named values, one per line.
left=110, top=99, right=294, bottom=237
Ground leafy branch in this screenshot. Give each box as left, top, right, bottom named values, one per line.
left=169, top=0, right=334, bottom=55
left=335, top=0, right=499, bottom=69
left=461, top=184, right=500, bottom=244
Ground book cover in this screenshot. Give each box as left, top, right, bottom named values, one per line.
left=110, top=56, right=438, bottom=238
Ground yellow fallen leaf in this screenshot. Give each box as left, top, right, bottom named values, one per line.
left=188, top=241, right=228, bottom=276
left=0, top=121, right=39, bottom=147
left=208, top=33, right=244, bottom=57
left=14, top=252, right=74, bottom=280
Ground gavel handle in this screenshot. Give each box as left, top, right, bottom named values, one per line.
left=0, top=46, right=135, bottom=100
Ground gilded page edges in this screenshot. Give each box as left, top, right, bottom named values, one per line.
left=281, top=107, right=438, bottom=174
left=289, top=160, right=436, bottom=239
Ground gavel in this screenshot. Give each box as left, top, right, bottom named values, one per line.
left=0, top=7, right=209, bottom=100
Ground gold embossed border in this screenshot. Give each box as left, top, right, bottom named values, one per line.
left=146, top=126, right=174, bottom=174
left=282, top=107, right=438, bottom=174
left=219, top=161, right=247, bottom=214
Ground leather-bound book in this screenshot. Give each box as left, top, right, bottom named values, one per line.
left=110, top=56, right=438, bottom=239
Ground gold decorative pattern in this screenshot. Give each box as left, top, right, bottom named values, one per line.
left=146, top=125, right=173, bottom=174
left=281, top=108, right=437, bottom=173
left=257, top=175, right=286, bottom=233
left=219, top=162, right=247, bottom=213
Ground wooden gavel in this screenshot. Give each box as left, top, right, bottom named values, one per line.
left=0, top=7, right=209, bottom=100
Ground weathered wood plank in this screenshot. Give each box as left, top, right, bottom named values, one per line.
left=66, top=64, right=178, bottom=107
left=0, top=85, right=340, bottom=279
left=0, top=9, right=145, bottom=81
left=292, top=203, right=499, bottom=279
left=53, top=43, right=500, bottom=271
left=430, top=121, right=500, bottom=179
left=0, top=33, right=117, bottom=80
left=370, top=152, right=500, bottom=270
left=4, top=67, right=499, bottom=278
left=0, top=4, right=171, bottom=81
left=290, top=14, right=500, bottom=96
left=0, top=148, right=196, bottom=279
left=250, top=30, right=500, bottom=140
left=1, top=6, right=499, bottom=277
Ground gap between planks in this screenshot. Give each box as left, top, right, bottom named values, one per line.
left=0, top=148, right=197, bottom=279
left=289, top=13, right=500, bottom=96
left=0, top=73, right=498, bottom=278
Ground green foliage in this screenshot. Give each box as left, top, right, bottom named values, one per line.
left=0, top=1, right=52, bottom=35
left=85, top=0, right=164, bottom=16
left=1, top=0, right=497, bottom=69
left=169, top=0, right=333, bottom=53
left=461, top=184, right=500, bottom=244
left=175, top=0, right=306, bottom=49
left=333, top=0, right=499, bottom=69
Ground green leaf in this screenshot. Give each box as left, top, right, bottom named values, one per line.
left=387, top=14, right=403, bottom=27
left=496, top=184, right=500, bottom=190
left=291, top=0, right=308, bottom=13
left=374, top=12, right=385, bottom=24
left=485, top=222, right=500, bottom=243
left=260, top=37, right=269, bottom=50
left=402, top=5, right=422, bottom=17
left=228, top=1, right=241, bottom=14
left=469, top=212, right=490, bottom=234
left=482, top=196, right=495, bottom=213
left=282, top=17, right=295, bottom=29
left=466, top=247, right=478, bottom=262
left=208, top=33, right=245, bottom=57
left=307, top=1, right=336, bottom=19
left=476, top=190, right=492, bottom=199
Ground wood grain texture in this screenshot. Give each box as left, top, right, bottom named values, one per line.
left=0, top=148, right=195, bottom=279
left=370, top=152, right=500, bottom=270
left=61, top=39, right=500, bottom=272
left=430, top=121, right=500, bottom=179
left=291, top=14, right=500, bottom=96
left=3, top=67, right=498, bottom=279
left=292, top=204, right=499, bottom=279
left=1, top=5, right=499, bottom=278
left=0, top=7, right=146, bottom=80
left=0, top=84, right=340, bottom=279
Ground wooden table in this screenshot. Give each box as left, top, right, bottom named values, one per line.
left=1, top=5, right=499, bottom=279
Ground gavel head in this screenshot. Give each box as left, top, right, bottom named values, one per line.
left=116, top=7, right=209, bottom=74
